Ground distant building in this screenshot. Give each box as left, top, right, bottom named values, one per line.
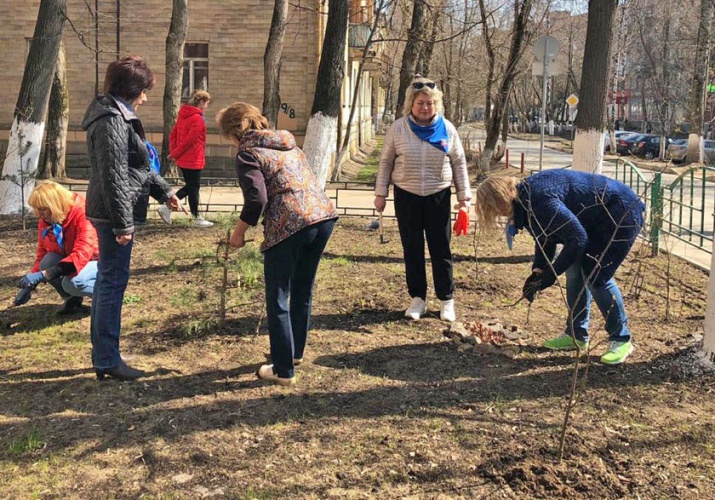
left=1, top=0, right=385, bottom=179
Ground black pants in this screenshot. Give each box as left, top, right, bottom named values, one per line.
left=176, top=168, right=202, bottom=217
left=394, top=185, right=453, bottom=301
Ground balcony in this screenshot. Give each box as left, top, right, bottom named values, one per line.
left=349, top=23, right=373, bottom=49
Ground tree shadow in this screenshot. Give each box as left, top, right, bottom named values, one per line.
left=0, top=342, right=703, bottom=461
left=0, top=303, right=89, bottom=335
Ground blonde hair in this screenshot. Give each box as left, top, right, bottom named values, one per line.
left=474, top=177, right=519, bottom=230
left=403, top=75, right=444, bottom=118
left=188, top=89, right=211, bottom=107
left=216, top=102, right=269, bottom=143
left=28, top=181, right=75, bottom=223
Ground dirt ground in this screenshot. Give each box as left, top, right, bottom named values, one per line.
left=1, top=213, right=714, bottom=499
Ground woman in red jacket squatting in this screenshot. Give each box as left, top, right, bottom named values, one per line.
left=160, top=89, right=214, bottom=227
left=13, top=181, right=99, bottom=315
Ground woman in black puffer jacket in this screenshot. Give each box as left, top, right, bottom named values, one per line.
left=82, top=55, right=181, bottom=381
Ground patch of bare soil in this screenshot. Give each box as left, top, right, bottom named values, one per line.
left=1, top=214, right=714, bottom=499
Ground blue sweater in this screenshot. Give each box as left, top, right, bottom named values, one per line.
left=512, top=170, right=645, bottom=285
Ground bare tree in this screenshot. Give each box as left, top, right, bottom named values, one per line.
left=686, top=0, right=714, bottom=164
left=302, top=0, right=350, bottom=186
left=395, top=0, right=428, bottom=118
left=478, top=0, right=535, bottom=176
left=39, top=41, right=69, bottom=179
left=0, top=0, right=67, bottom=214
left=263, top=0, right=289, bottom=128
left=572, top=0, right=618, bottom=173
left=333, top=0, right=391, bottom=181
left=161, top=0, right=189, bottom=176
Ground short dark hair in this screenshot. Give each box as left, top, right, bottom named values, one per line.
left=103, top=55, right=155, bottom=101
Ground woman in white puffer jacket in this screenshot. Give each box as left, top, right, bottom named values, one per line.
left=374, top=76, right=471, bottom=322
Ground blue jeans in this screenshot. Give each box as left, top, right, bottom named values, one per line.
left=90, top=222, right=133, bottom=370
left=264, top=219, right=335, bottom=378
left=40, top=252, right=97, bottom=298
left=565, top=255, right=630, bottom=343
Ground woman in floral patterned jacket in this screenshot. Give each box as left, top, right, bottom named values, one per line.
left=217, top=102, right=338, bottom=387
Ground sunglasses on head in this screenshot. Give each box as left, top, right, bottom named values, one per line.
left=412, top=81, right=436, bottom=90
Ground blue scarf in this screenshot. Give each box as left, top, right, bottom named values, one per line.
left=42, top=223, right=64, bottom=251
left=407, top=115, right=449, bottom=153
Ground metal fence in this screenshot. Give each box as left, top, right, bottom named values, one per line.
left=613, top=159, right=715, bottom=255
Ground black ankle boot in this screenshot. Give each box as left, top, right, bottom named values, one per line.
left=57, top=296, right=83, bottom=316
left=95, top=360, right=145, bottom=381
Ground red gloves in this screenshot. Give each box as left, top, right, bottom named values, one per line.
left=453, top=208, right=470, bottom=236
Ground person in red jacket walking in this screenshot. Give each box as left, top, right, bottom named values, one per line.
left=163, top=89, right=213, bottom=227
left=13, top=181, right=99, bottom=315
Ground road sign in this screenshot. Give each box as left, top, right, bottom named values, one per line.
left=566, top=94, right=579, bottom=107
left=532, top=60, right=562, bottom=77
left=533, top=36, right=560, bottom=62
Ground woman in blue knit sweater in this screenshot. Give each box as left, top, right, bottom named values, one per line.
left=475, top=170, right=645, bottom=365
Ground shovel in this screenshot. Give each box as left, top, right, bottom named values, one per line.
left=379, top=212, right=387, bottom=244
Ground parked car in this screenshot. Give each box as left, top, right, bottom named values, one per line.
left=632, top=135, right=672, bottom=160
left=705, top=140, right=715, bottom=163
left=667, top=139, right=687, bottom=163
left=616, top=133, right=647, bottom=155
left=604, top=130, right=637, bottom=153
left=667, top=139, right=715, bottom=163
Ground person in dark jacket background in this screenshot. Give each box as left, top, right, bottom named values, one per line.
left=82, top=55, right=182, bottom=381
left=162, top=89, right=213, bottom=227
left=217, top=102, right=338, bottom=387
left=474, top=170, right=645, bottom=365
left=13, top=181, right=98, bottom=315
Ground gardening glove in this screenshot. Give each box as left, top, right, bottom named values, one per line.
left=13, top=287, right=32, bottom=306
left=522, top=269, right=556, bottom=303
left=453, top=208, right=470, bottom=236
left=17, top=271, right=46, bottom=289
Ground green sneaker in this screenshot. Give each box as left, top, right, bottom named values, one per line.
left=600, top=341, right=634, bottom=365
left=543, top=333, right=589, bottom=351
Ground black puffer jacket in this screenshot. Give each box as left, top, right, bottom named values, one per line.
left=82, top=95, right=173, bottom=235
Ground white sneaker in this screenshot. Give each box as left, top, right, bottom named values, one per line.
left=193, top=216, right=214, bottom=228
left=440, top=299, right=456, bottom=322
left=405, top=297, right=426, bottom=320
left=156, top=205, right=172, bottom=225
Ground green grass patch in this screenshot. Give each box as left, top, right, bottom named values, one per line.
left=10, top=428, right=44, bottom=455
left=356, top=136, right=383, bottom=182
left=122, top=294, right=142, bottom=304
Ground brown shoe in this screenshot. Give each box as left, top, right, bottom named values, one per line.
left=256, top=364, right=296, bottom=386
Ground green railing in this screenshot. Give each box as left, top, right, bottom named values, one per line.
left=613, top=159, right=715, bottom=255
left=659, top=166, right=715, bottom=254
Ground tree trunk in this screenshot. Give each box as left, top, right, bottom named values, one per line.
left=302, top=0, right=349, bottom=187
left=0, top=0, right=67, bottom=214
left=703, top=235, right=715, bottom=367
left=395, top=0, right=427, bottom=118
left=161, top=0, right=189, bottom=176
left=416, top=3, right=441, bottom=77
left=572, top=0, right=618, bottom=173
left=39, top=40, right=69, bottom=180
left=479, top=0, right=494, bottom=123
left=263, top=0, right=289, bottom=128
left=687, top=0, right=714, bottom=165
left=478, top=0, right=533, bottom=177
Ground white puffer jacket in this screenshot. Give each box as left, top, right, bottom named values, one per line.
left=375, top=115, right=471, bottom=201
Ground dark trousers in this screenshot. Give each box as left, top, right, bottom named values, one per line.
left=264, top=219, right=335, bottom=378
left=394, top=186, right=453, bottom=301
left=176, top=168, right=202, bottom=217
left=90, top=222, right=133, bottom=370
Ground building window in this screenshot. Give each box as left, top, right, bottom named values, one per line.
left=182, top=43, right=209, bottom=100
